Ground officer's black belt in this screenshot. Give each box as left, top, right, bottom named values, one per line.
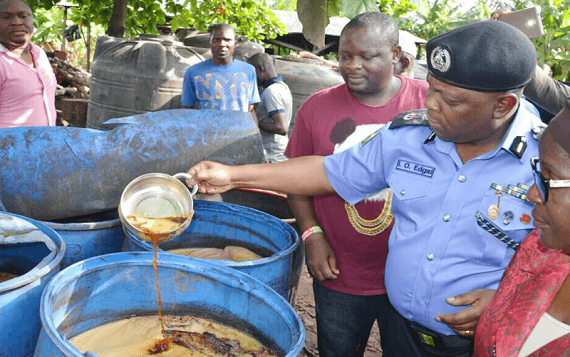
left=404, top=318, right=472, bottom=351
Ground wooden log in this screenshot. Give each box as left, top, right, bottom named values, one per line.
left=59, top=98, right=89, bottom=127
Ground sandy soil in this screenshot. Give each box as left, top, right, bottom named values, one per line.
left=293, top=266, right=383, bottom=357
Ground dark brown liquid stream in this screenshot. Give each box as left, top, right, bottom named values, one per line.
left=150, top=232, right=165, bottom=332
left=128, top=215, right=188, bottom=336
left=124, top=214, right=274, bottom=356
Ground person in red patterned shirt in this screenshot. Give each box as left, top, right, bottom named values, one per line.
left=475, top=99, right=570, bottom=356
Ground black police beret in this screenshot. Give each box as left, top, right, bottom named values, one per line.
left=426, top=20, right=537, bottom=92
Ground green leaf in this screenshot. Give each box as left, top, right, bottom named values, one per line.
left=297, top=0, right=329, bottom=48
left=336, top=0, right=377, bottom=19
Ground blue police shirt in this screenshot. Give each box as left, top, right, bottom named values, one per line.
left=324, top=104, right=543, bottom=335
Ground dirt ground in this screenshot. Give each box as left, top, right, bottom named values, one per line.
left=293, top=265, right=383, bottom=357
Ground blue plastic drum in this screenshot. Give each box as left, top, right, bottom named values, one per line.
left=0, top=212, right=65, bottom=357
left=123, top=200, right=303, bottom=304
left=33, top=252, right=305, bottom=356
left=42, top=210, right=123, bottom=269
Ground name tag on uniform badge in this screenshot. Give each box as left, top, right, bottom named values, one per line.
left=396, top=159, right=436, bottom=178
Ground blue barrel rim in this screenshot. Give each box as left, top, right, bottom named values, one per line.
left=126, top=200, right=300, bottom=268
left=43, top=217, right=121, bottom=231
left=195, top=200, right=300, bottom=262
left=0, top=212, right=66, bottom=292
left=39, top=251, right=305, bottom=356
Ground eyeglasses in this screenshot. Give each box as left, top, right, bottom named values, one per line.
left=531, top=157, right=570, bottom=202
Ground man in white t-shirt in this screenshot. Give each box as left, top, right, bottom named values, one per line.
left=248, top=52, right=293, bottom=162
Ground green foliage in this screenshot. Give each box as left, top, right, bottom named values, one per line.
left=295, top=0, right=381, bottom=48
left=332, top=0, right=378, bottom=18
left=270, top=0, right=297, bottom=11
left=172, top=0, right=286, bottom=41
left=379, top=0, right=570, bottom=80
left=376, top=0, right=416, bottom=18
left=397, top=0, right=477, bottom=41
left=32, top=7, right=64, bottom=44
left=123, top=0, right=167, bottom=36
left=296, top=0, right=328, bottom=48
left=26, top=0, right=570, bottom=80
left=27, top=0, right=55, bottom=11
left=510, top=0, right=570, bottom=80
left=28, top=0, right=286, bottom=41
left=32, top=6, right=105, bottom=69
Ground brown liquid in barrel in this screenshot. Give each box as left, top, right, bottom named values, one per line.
left=69, top=314, right=279, bottom=356
left=0, top=272, right=19, bottom=283
left=128, top=215, right=188, bottom=335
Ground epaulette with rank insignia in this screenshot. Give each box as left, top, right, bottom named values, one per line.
left=389, top=109, right=429, bottom=130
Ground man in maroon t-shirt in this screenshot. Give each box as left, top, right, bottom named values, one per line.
left=285, top=12, right=428, bottom=357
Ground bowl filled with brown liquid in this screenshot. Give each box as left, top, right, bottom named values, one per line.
left=119, top=173, right=198, bottom=243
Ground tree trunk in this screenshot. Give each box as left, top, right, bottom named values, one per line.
left=107, top=0, right=129, bottom=37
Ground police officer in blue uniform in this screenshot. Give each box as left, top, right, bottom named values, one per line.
left=187, top=20, right=544, bottom=356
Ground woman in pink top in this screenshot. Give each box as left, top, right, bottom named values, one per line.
left=0, top=0, right=56, bottom=128
left=474, top=100, right=570, bottom=356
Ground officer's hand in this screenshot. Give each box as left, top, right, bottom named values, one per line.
left=490, top=7, right=511, bottom=20
left=187, top=161, right=233, bottom=194
left=305, top=233, right=339, bottom=281
left=435, top=289, right=495, bottom=338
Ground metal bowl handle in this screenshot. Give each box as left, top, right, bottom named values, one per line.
left=173, top=173, right=199, bottom=196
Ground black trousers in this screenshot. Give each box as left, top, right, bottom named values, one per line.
left=313, top=281, right=390, bottom=357
left=382, top=300, right=474, bottom=357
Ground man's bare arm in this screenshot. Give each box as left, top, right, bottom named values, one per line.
left=249, top=104, right=258, bottom=126
left=259, top=112, right=288, bottom=135
left=187, top=156, right=334, bottom=196
left=289, top=195, right=339, bottom=281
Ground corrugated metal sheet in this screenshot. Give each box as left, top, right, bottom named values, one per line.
left=55, top=1, right=79, bottom=7
left=273, top=10, right=350, bottom=36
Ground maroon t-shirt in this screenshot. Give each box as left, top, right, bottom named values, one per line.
left=285, top=77, right=428, bottom=295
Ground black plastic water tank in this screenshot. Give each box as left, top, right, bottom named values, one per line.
left=86, top=36, right=206, bottom=129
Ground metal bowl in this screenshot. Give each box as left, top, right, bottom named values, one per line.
left=119, top=173, right=198, bottom=243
